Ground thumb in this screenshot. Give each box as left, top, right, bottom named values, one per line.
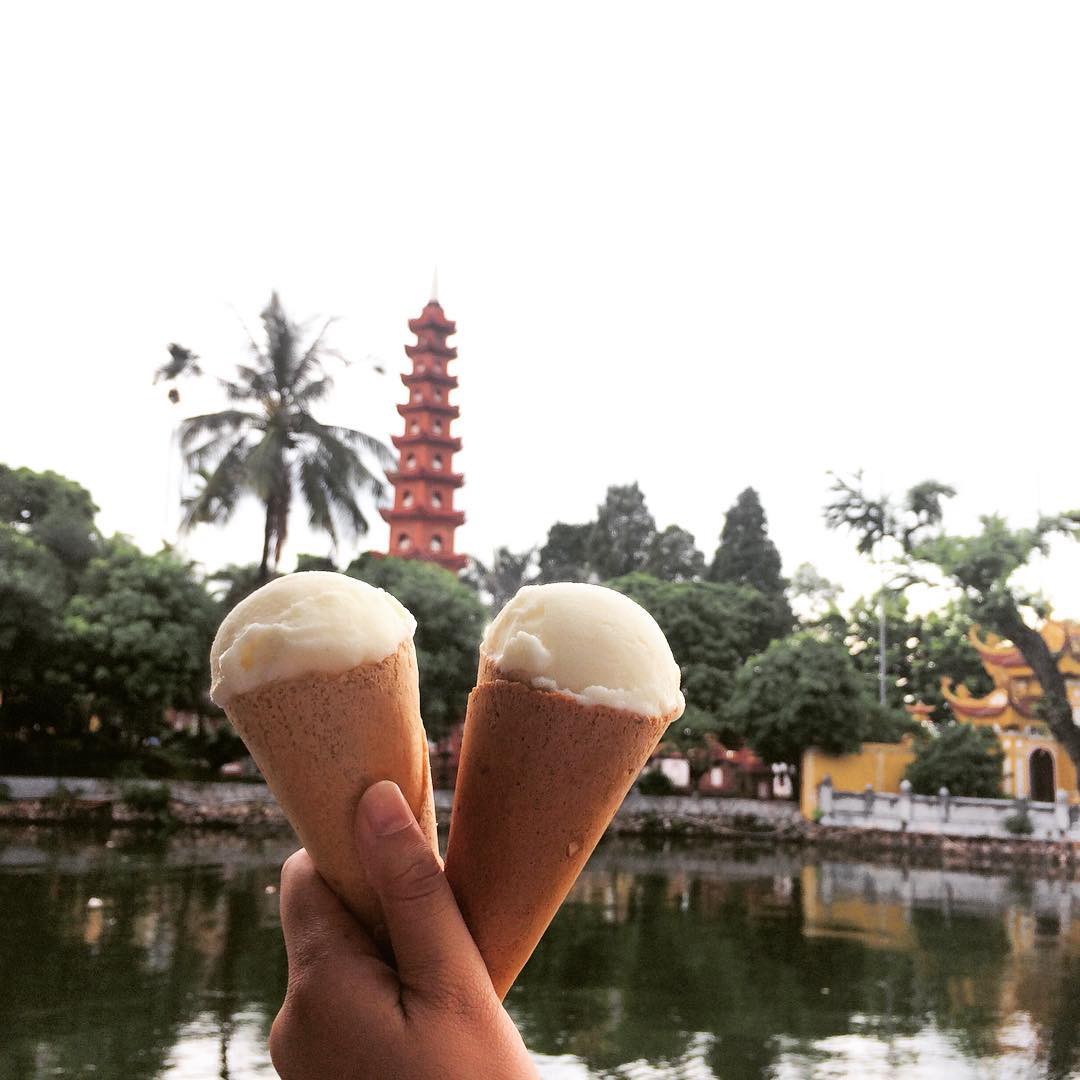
left=357, top=780, right=488, bottom=998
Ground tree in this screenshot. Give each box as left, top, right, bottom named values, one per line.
left=465, top=547, right=537, bottom=612
left=0, top=465, right=99, bottom=572
left=63, top=537, right=221, bottom=747
left=587, top=483, right=657, bottom=580
left=790, top=562, right=841, bottom=622
left=832, top=593, right=993, bottom=721
left=643, top=525, right=705, bottom=582
left=537, top=522, right=593, bottom=583
left=607, top=573, right=782, bottom=745
left=708, top=487, right=793, bottom=641
left=729, top=633, right=874, bottom=793
left=904, top=724, right=1003, bottom=798
left=346, top=555, right=485, bottom=739
left=825, top=473, right=1080, bottom=772
left=162, top=293, right=393, bottom=581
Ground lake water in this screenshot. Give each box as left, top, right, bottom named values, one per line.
left=2, top=828, right=1080, bottom=1080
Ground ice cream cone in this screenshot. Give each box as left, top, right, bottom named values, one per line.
left=224, top=639, right=437, bottom=934
left=444, top=584, right=683, bottom=999
left=209, top=572, right=436, bottom=942
left=447, top=671, right=673, bottom=998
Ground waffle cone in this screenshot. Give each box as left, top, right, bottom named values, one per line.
left=222, top=639, right=437, bottom=938
left=445, top=660, right=674, bottom=999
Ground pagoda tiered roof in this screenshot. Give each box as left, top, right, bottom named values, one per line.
left=408, top=300, right=457, bottom=335
left=405, top=340, right=458, bottom=360
left=401, top=370, right=458, bottom=390
left=385, top=467, right=465, bottom=488
left=396, top=401, right=460, bottom=420
left=381, top=505, right=466, bottom=528
left=391, top=432, right=463, bottom=453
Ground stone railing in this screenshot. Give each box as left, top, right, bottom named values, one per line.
left=1, top=777, right=799, bottom=828
left=817, top=777, right=1078, bottom=839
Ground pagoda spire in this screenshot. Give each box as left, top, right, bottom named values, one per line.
left=430, top=267, right=439, bottom=304
left=380, top=293, right=467, bottom=572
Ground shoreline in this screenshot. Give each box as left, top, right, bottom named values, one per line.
left=4, top=793, right=1080, bottom=877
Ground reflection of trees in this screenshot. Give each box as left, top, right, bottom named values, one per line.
left=513, top=868, right=932, bottom=1079
left=907, top=907, right=1010, bottom=1058
left=0, top=837, right=287, bottom=1080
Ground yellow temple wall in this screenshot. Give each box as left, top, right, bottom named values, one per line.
left=801, top=741, right=915, bottom=818
left=802, top=733, right=1080, bottom=817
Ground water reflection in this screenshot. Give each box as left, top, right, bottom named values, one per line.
left=3, top=829, right=1080, bottom=1078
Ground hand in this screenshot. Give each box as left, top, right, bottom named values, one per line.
left=269, top=780, right=540, bottom=1080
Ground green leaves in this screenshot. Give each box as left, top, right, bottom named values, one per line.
left=728, top=633, right=878, bottom=767
left=904, top=724, right=1003, bottom=798
left=346, top=555, right=486, bottom=739
left=168, top=294, right=393, bottom=573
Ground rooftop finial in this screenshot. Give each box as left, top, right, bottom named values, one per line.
left=430, top=267, right=439, bottom=304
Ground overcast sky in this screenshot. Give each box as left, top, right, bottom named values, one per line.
left=3, top=2, right=1078, bottom=614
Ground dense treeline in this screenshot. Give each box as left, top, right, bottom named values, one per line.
left=4, top=458, right=1063, bottom=796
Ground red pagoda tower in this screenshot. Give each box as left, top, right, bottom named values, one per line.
left=380, top=286, right=467, bottom=572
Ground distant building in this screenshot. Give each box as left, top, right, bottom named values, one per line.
left=941, top=621, right=1080, bottom=802
left=803, top=619, right=1080, bottom=817
left=697, top=743, right=778, bottom=799
left=380, top=284, right=467, bottom=571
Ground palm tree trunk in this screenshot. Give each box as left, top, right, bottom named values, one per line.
left=258, top=502, right=274, bottom=584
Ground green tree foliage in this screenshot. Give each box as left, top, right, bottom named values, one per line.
left=164, top=293, right=393, bottom=580
left=904, top=724, right=1003, bottom=798
left=346, top=555, right=485, bottom=738
left=826, top=473, right=1080, bottom=771
left=64, top=538, right=220, bottom=746
left=790, top=562, right=841, bottom=621
left=0, top=465, right=99, bottom=572
left=294, top=553, right=337, bottom=574
left=537, top=522, right=592, bottom=583
left=607, top=573, right=781, bottom=745
left=587, top=483, right=657, bottom=580
left=729, top=634, right=876, bottom=781
left=708, top=487, right=793, bottom=640
left=465, top=547, right=537, bottom=612
left=643, top=525, right=704, bottom=582
left=207, top=563, right=278, bottom=613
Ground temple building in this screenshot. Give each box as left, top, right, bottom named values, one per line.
left=380, top=286, right=467, bottom=572
left=802, top=619, right=1080, bottom=816
left=941, top=621, right=1080, bottom=802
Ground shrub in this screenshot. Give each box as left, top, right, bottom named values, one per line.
left=637, top=770, right=676, bottom=796
left=1004, top=810, right=1034, bottom=836
left=0, top=780, right=11, bottom=802
left=904, top=724, right=1003, bottom=798
left=44, top=782, right=76, bottom=811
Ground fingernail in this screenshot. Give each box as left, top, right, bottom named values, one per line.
left=361, top=781, right=413, bottom=837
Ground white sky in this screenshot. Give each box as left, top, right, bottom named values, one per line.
left=2, top=2, right=1078, bottom=613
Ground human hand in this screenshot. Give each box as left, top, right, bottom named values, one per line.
left=269, top=780, right=540, bottom=1080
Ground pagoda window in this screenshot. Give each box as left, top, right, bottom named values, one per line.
left=402, top=491, right=414, bottom=508
left=417, top=363, right=426, bottom=374
left=433, top=419, right=443, bottom=435
left=412, top=390, right=422, bottom=403
left=398, top=534, right=411, bottom=551
left=433, top=360, right=442, bottom=373
left=430, top=535, right=444, bottom=552
left=434, top=388, right=443, bottom=401
left=432, top=454, right=443, bottom=471
left=431, top=491, right=443, bottom=509
left=406, top=454, right=417, bottom=470
left=409, top=421, right=420, bottom=435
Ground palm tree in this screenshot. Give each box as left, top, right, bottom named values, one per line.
left=163, top=293, right=393, bottom=580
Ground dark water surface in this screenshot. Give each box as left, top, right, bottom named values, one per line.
left=2, top=828, right=1079, bottom=1079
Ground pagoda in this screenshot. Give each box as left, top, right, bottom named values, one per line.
left=380, top=284, right=467, bottom=572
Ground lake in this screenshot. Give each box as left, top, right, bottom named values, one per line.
left=2, top=827, right=1079, bottom=1079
